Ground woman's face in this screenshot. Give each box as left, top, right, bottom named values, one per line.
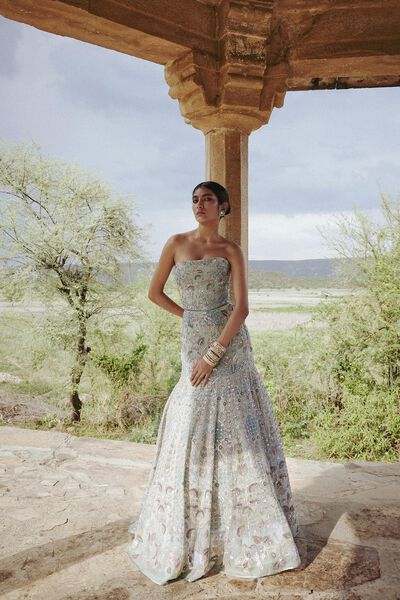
left=192, top=187, right=220, bottom=222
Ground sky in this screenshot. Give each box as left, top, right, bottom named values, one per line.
left=1, top=15, right=399, bottom=261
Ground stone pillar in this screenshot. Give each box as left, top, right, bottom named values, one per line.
left=205, top=128, right=249, bottom=268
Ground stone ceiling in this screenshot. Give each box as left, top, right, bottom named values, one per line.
left=0, top=0, right=399, bottom=92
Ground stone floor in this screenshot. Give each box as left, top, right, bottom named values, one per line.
left=1, top=426, right=399, bottom=600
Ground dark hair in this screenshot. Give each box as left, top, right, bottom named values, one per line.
left=192, top=181, right=231, bottom=218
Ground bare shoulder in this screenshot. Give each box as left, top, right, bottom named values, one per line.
left=161, top=232, right=186, bottom=252
left=159, top=231, right=193, bottom=264
left=166, top=231, right=194, bottom=245
left=162, top=233, right=180, bottom=248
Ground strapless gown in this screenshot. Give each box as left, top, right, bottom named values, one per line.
left=122, top=256, right=302, bottom=585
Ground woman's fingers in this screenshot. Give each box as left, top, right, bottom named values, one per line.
left=193, top=373, right=203, bottom=386
left=190, top=368, right=198, bottom=386
left=191, top=367, right=209, bottom=387
left=190, top=358, right=214, bottom=386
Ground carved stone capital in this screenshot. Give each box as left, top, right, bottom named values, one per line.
left=164, top=0, right=291, bottom=134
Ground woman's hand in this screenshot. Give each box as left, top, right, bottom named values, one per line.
left=190, top=357, right=214, bottom=387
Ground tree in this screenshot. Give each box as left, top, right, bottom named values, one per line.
left=0, top=140, right=147, bottom=423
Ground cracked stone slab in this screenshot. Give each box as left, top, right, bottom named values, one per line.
left=257, top=537, right=380, bottom=592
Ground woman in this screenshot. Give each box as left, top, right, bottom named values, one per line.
left=123, top=181, right=302, bottom=585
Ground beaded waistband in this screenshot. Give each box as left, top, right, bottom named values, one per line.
left=183, top=300, right=231, bottom=312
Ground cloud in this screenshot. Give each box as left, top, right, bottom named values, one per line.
left=51, top=36, right=168, bottom=115
left=248, top=209, right=385, bottom=261
left=250, top=87, right=400, bottom=213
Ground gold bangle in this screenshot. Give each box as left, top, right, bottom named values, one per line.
left=202, top=340, right=226, bottom=368
left=213, top=340, right=226, bottom=349
left=203, top=353, right=217, bottom=367
left=205, top=350, right=219, bottom=363
left=211, top=340, right=226, bottom=355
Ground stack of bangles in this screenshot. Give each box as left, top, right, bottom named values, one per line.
left=202, top=340, right=227, bottom=367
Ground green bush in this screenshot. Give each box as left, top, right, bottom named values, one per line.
left=251, top=326, right=323, bottom=442
left=313, top=387, right=400, bottom=460
left=92, top=337, right=148, bottom=388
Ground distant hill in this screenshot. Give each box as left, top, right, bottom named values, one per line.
left=248, top=258, right=341, bottom=278
left=246, top=258, right=351, bottom=288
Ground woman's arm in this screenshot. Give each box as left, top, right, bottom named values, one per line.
left=147, top=235, right=184, bottom=318
left=216, top=242, right=249, bottom=349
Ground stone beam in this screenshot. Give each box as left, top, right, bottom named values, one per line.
left=275, top=0, right=400, bottom=90
left=288, top=47, right=400, bottom=90
left=277, top=0, right=400, bottom=52
left=0, top=0, right=217, bottom=64
left=289, top=55, right=400, bottom=86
